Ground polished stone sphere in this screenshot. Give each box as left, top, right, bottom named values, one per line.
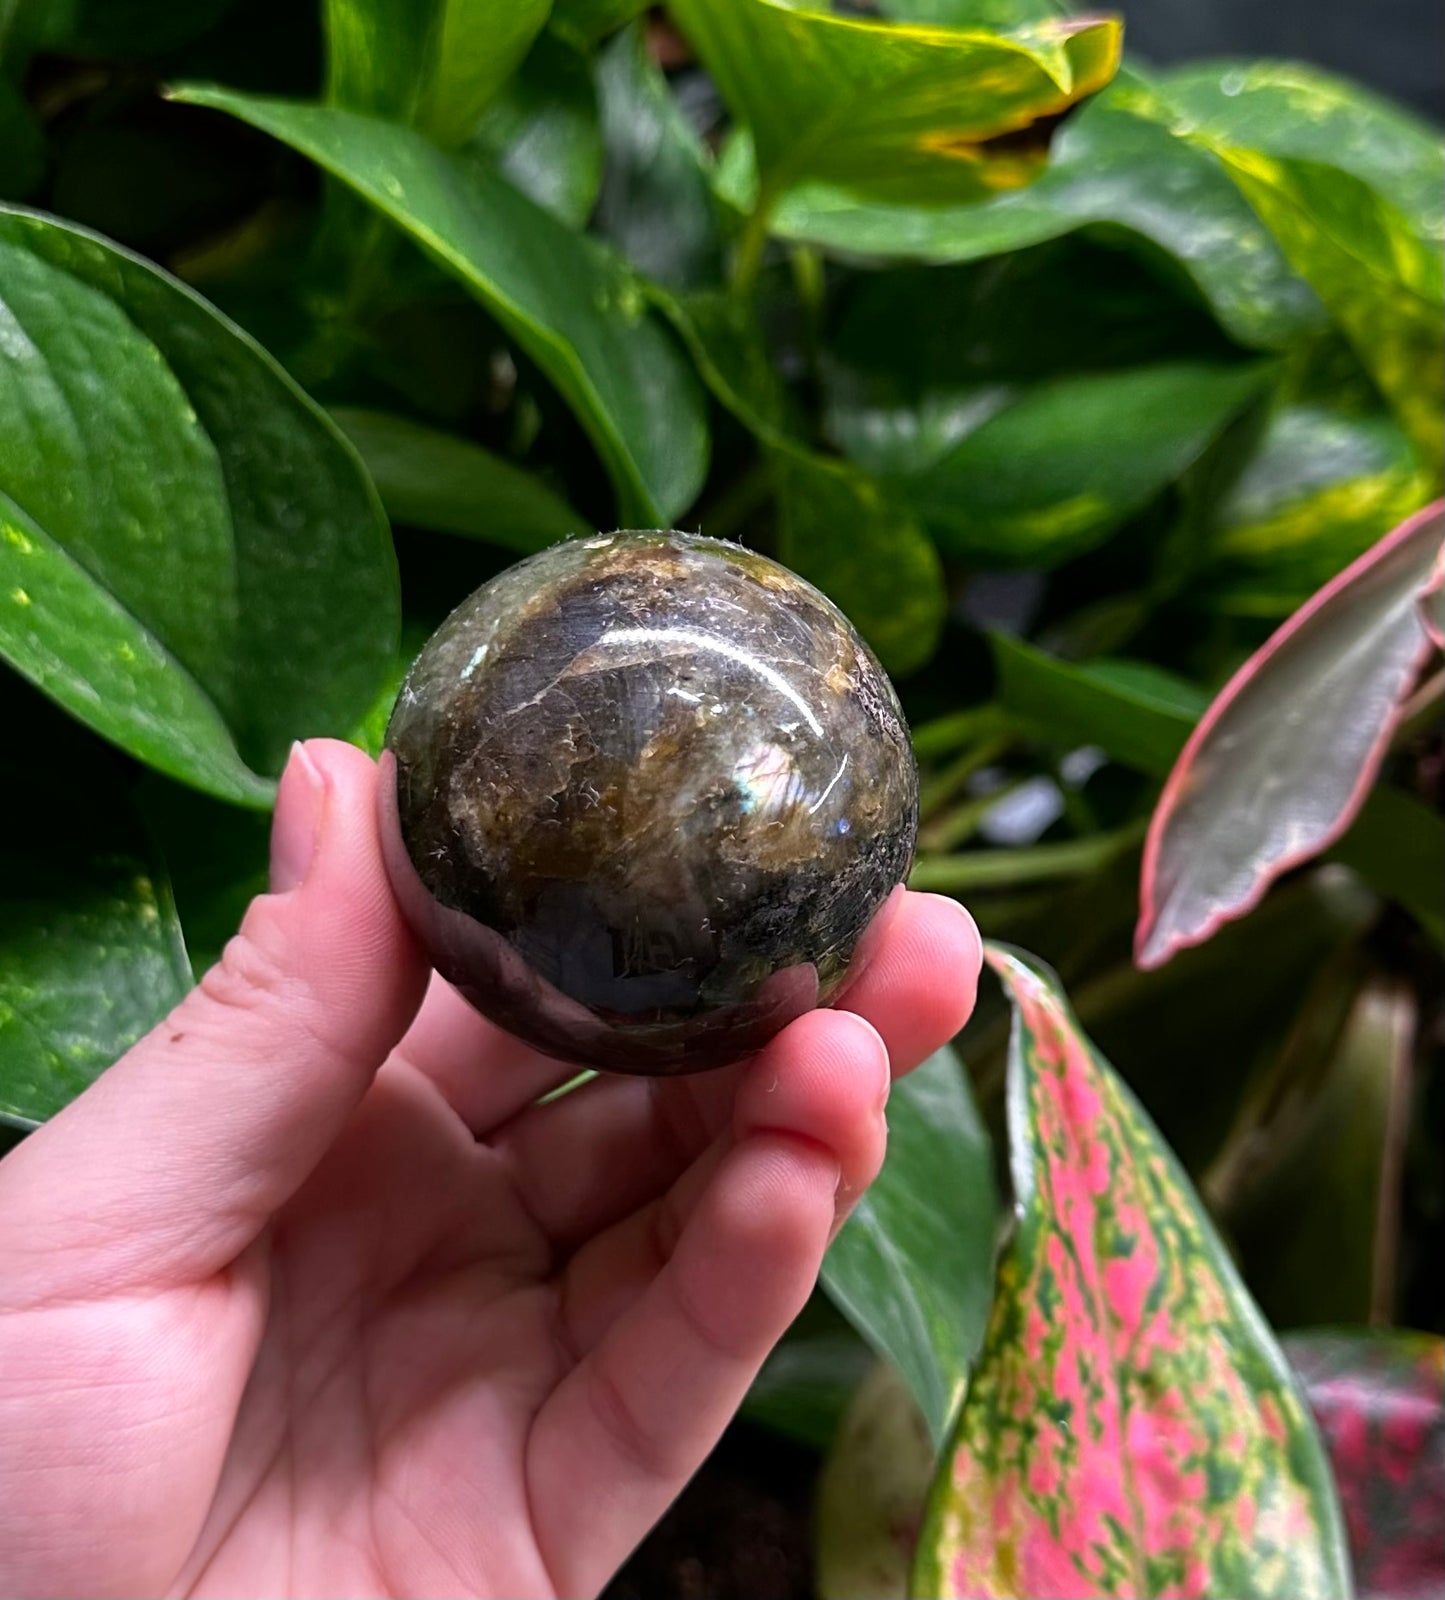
left=380, top=531, right=918, bottom=1074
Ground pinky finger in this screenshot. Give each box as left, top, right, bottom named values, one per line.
left=525, top=1132, right=839, bottom=1597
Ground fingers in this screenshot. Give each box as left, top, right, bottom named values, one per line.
left=837, top=889, right=982, bottom=1074
left=492, top=889, right=981, bottom=1248
left=527, top=1130, right=844, bottom=1596
left=0, top=741, right=429, bottom=1300
left=554, top=1009, right=889, bottom=1353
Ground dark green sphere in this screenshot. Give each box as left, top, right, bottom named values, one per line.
left=380, top=531, right=918, bottom=1074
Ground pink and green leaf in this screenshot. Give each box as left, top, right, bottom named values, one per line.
left=1284, top=1331, right=1445, bottom=1600
left=1136, top=500, right=1444, bottom=970
left=913, top=944, right=1352, bottom=1600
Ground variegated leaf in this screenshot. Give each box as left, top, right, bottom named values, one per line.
left=913, top=944, right=1352, bottom=1600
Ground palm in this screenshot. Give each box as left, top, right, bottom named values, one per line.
left=178, top=1055, right=573, bottom=1599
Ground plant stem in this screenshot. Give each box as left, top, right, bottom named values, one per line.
left=917, top=733, right=1011, bottom=820
left=731, top=184, right=778, bottom=295
left=908, top=818, right=1147, bottom=893
left=919, top=775, right=1030, bottom=853
left=911, top=705, right=1004, bottom=762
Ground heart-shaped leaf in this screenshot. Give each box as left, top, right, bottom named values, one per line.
left=1201, top=405, right=1433, bottom=615
left=1136, top=500, right=1444, bottom=969
left=773, top=449, right=945, bottom=679
left=325, top=0, right=549, bottom=147
left=913, top=944, right=1351, bottom=1599
left=1206, top=146, right=1444, bottom=468
left=901, top=361, right=1269, bottom=566
left=173, top=88, right=710, bottom=526
left=0, top=205, right=396, bottom=803
left=822, top=1045, right=997, bottom=1447
left=330, top=407, right=585, bottom=551
left=1160, top=61, right=1444, bottom=244
left=469, top=29, right=603, bottom=229
left=672, top=0, right=1120, bottom=210
left=0, top=694, right=192, bottom=1129
left=724, top=75, right=1323, bottom=351
left=1284, top=1330, right=1445, bottom=1600
left=595, top=21, right=725, bottom=288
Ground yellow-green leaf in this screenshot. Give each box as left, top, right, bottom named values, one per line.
left=668, top=0, right=1121, bottom=210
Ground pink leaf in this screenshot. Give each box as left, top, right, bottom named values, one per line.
left=913, top=945, right=1351, bottom=1599
left=1136, top=500, right=1444, bottom=970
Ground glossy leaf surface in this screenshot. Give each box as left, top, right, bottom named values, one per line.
left=325, top=0, right=549, bottom=146
left=822, top=1045, right=996, bottom=1446
left=1202, top=404, right=1433, bottom=615
left=1208, top=144, right=1444, bottom=466
left=0, top=206, right=395, bottom=802
left=469, top=30, right=603, bottom=229
left=672, top=0, right=1120, bottom=208
left=0, top=697, right=192, bottom=1129
left=595, top=21, right=724, bottom=288
left=914, top=945, right=1351, bottom=1599
left=1285, top=1330, right=1445, bottom=1600
left=330, top=407, right=585, bottom=551
left=174, top=88, right=710, bottom=526
left=1137, top=501, right=1444, bottom=968
left=902, top=362, right=1268, bottom=565
left=731, top=77, right=1322, bottom=350
left=774, top=449, right=945, bottom=678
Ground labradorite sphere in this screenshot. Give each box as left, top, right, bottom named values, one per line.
left=380, top=530, right=918, bottom=1075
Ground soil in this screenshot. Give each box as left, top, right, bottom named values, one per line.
left=603, top=1424, right=818, bottom=1600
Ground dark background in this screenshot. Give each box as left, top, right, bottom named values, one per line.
left=1121, top=0, right=1443, bottom=119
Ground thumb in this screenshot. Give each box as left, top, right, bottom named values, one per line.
left=0, top=740, right=429, bottom=1297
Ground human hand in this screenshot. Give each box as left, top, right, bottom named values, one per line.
left=0, top=740, right=980, bottom=1599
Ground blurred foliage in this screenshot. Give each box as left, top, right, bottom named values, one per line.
left=1, top=1, right=1442, bottom=1592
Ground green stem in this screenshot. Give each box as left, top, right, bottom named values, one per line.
left=908, top=818, right=1148, bottom=893
left=911, top=705, right=1004, bottom=762
left=917, top=733, right=1012, bottom=820
left=919, top=775, right=1030, bottom=854
left=731, top=184, right=779, bottom=295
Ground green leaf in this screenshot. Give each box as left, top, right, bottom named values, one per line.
left=773, top=448, right=945, bottom=679
left=913, top=944, right=1352, bottom=1600
left=742, top=1293, right=874, bottom=1450
left=0, top=696, right=192, bottom=1129
left=1330, top=784, right=1444, bottom=948
left=1137, top=502, right=1444, bottom=967
left=1208, top=147, right=1444, bottom=468
left=1217, top=976, right=1414, bottom=1328
left=1161, top=61, right=1445, bottom=245
left=671, top=0, right=1120, bottom=209
left=1202, top=404, right=1435, bottom=615
left=879, top=0, right=1066, bottom=26
left=325, top=0, right=549, bottom=146
left=990, top=634, right=1204, bottom=775
left=815, top=1363, right=935, bottom=1600
left=469, top=30, right=603, bottom=229
left=0, top=206, right=396, bottom=802
left=903, top=362, right=1270, bottom=566
left=550, top=0, right=647, bottom=45
left=821, top=241, right=1240, bottom=480
left=330, top=407, right=586, bottom=551
left=1283, top=1330, right=1445, bottom=1600
left=174, top=88, right=710, bottom=526
left=822, top=1045, right=997, bottom=1446
left=595, top=20, right=725, bottom=288
left=730, top=76, right=1324, bottom=351
left=136, top=775, right=272, bottom=981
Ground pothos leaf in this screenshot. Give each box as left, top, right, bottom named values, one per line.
left=913, top=944, right=1352, bottom=1600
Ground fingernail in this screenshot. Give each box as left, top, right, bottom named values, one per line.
left=269, top=741, right=328, bottom=893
